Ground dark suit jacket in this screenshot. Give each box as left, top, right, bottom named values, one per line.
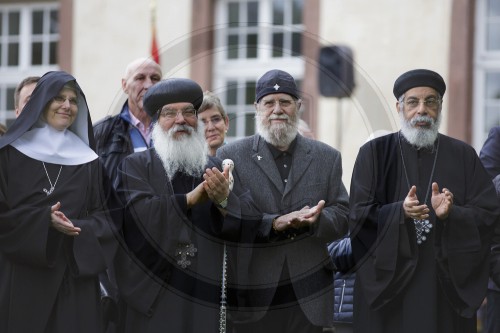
left=480, top=126, right=500, bottom=179
left=217, top=134, right=349, bottom=327
left=480, top=127, right=500, bottom=291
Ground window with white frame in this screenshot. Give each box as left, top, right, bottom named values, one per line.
left=473, top=0, right=500, bottom=150
left=214, top=0, right=305, bottom=140
left=0, top=3, right=59, bottom=128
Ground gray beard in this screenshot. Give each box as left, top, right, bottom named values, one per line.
left=399, top=112, right=441, bottom=149
left=152, top=121, right=208, bottom=180
left=256, top=113, right=298, bottom=148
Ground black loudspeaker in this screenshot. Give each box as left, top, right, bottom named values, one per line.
left=318, top=45, right=355, bottom=97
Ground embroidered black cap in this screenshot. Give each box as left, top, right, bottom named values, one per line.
left=393, top=69, right=446, bottom=99
left=255, top=69, right=299, bottom=102
left=143, top=78, right=203, bottom=117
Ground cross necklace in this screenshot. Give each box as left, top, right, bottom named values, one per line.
left=42, top=162, right=62, bottom=196
left=398, top=132, right=440, bottom=245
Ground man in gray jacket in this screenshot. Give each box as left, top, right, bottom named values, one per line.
left=217, top=69, right=349, bottom=333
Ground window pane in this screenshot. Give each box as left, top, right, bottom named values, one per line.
left=488, top=0, right=500, bottom=16
left=246, top=34, right=258, bottom=58
left=273, top=0, right=285, bottom=25
left=0, top=14, right=3, bottom=35
left=227, top=35, right=239, bottom=59
left=32, top=11, right=43, bottom=34
left=487, top=22, right=500, bottom=51
left=49, top=41, right=57, bottom=64
left=228, top=2, right=239, bottom=27
left=226, top=81, right=238, bottom=105
left=6, top=87, right=15, bottom=110
left=31, top=42, right=43, bottom=65
left=8, top=12, right=19, bottom=35
left=227, top=112, right=237, bottom=136
left=292, top=32, right=301, bottom=56
left=272, top=33, right=283, bottom=57
left=50, top=10, right=58, bottom=34
left=7, top=43, right=18, bottom=66
left=247, top=2, right=259, bottom=26
left=292, top=0, right=303, bottom=24
left=486, top=72, right=500, bottom=99
left=485, top=106, right=500, bottom=130
left=245, top=112, right=255, bottom=135
left=245, top=81, right=256, bottom=104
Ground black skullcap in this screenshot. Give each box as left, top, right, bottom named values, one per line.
left=143, top=78, right=203, bottom=117
left=255, top=69, right=299, bottom=102
left=393, top=69, right=446, bottom=99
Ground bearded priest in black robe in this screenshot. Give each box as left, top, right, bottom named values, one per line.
left=349, top=69, right=500, bottom=333
left=0, top=71, right=118, bottom=333
left=114, top=78, right=258, bottom=333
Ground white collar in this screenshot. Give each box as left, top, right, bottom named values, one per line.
left=10, top=122, right=97, bottom=165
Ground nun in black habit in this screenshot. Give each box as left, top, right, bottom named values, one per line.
left=0, top=71, right=118, bottom=333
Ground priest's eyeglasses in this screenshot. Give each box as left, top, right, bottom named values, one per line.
left=159, top=106, right=197, bottom=119
left=404, top=98, right=441, bottom=110
left=53, top=95, right=78, bottom=106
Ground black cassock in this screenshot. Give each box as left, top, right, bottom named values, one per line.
left=349, top=132, right=499, bottom=333
left=0, top=146, right=117, bottom=333
left=114, top=149, right=258, bottom=333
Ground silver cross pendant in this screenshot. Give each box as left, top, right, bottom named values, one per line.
left=175, top=243, right=198, bottom=268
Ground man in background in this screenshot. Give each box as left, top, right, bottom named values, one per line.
left=93, top=57, right=162, bottom=182
left=14, top=76, right=40, bottom=117
left=479, top=126, right=500, bottom=333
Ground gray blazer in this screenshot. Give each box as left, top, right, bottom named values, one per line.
left=217, top=134, right=349, bottom=327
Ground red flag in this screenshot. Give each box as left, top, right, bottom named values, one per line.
left=151, top=0, right=159, bottom=64
left=151, top=25, right=160, bottom=64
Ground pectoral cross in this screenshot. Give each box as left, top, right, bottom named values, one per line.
left=414, top=219, right=433, bottom=244
left=175, top=243, right=197, bottom=268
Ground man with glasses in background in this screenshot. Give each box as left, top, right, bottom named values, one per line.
left=349, top=69, right=499, bottom=333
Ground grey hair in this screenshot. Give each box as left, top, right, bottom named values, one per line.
left=198, top=91, right=227, bottom=118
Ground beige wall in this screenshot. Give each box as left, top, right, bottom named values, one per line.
left=318, top=0, right=452, bottom=190
left=71, top=0, right=193, bottom=122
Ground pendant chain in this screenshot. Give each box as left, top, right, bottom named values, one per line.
left=398, top=132, right=440, bottom=244
left=219, top=243, right=227, bottom=333
left=42, top=162, right=62, bottom=196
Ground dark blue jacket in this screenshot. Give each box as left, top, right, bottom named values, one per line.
left=328, top=237, right=355, bottom=324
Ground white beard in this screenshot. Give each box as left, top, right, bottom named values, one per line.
left=400, top=112, right=441, bottom=149
left=256, top=112, right=298, bottom=148
left=152, top=121, right=208, bottom=179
